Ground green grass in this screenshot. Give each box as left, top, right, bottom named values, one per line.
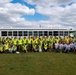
left=0, top=52, right=76, bottom=75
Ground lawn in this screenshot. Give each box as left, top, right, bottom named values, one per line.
left=0, top=52, right=76, bottom=75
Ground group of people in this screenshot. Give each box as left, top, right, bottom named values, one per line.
left=0, top=36, right=76, bottom=53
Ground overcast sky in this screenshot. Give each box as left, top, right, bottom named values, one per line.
left=0, top=0, right=76, bottom=29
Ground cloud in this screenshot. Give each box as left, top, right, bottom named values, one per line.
left=5, top=3, right=35, bottom=15
left=24, top=0, right=76, bottom=6
left=0, top=0, right=35, bottom=28
left=0, top=0, right=76, bottom=29
left=24, top=0, right=76, bottom=29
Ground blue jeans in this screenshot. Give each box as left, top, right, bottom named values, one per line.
left=55, top=48, right=59, bottom=52
left=64, top=49, right=70, bottom=53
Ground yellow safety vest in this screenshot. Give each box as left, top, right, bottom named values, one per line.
left=56, top=39, right=60, bottom=43
left=33, top=45, right=36, bottom=49
left=39, top=40, right=43, bottom=47
left=49, top=42, right=53, bottom=47
left=32, top=40, right=35, bottom=44
left=35, top=38, right=38, bottom=44
left=44, top=43, right=47, bottom=49
left=66, top=38, right=69, bottom=43
left=0, top=46, right=3, bottom=52
left=13, top=39, right=17, bottom=45
left=28, top=39, right=32, bottom=44
left=23, top=39, right=27, bottom=44
left=23, top=45, right=27, bottom=50
left=4, top=44, right=9, bottom=50
left=17, top=39, right=22, bottom=45
left=13, top=46, right=17, bottom=51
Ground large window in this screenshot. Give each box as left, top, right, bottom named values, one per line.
left=29, top=31, right=32, bottom=36
left=34, top=31, right=38, bottom=36
left=8, top=31, right=12, bottom=36
left=64, top=31, right=68, bottom=36
left=24, top=31, right=28, bottom=36
left=1, top=31, right=7, bottom=36
left=13, top=31, right=17, bottom=36
left=60, top=31, right=63, bottom=36
left=39, top=31, right=43, bottom=36
left=18, top=31, right=22, bottom=36
left=49, top=31, right=52, bottom=36
left=44, top=31, right=48, bottom=36
left=69, top=31, right=75, bottom=34
left=53, top=31, right=58, bottom=36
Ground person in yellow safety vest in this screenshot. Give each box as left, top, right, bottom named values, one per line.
left=6, top=37, right=11, bottom=44
left=12, top=45, right=17, bottom=53
left=41, top=37, right=45, bottom=51
left=44, top=37, right=47, bottom=43
left=17, top=37, right=22, bottom=52
left=32, top=37, right=36, bottom=45
left=41, top=36, right=45, bottom=43
left=22, top=44, right=28, bottom=53
left=49, top=36, right=53, bottom=44
left=50, top=36, right=55, bottom=50
left=8, top=38, right=12, bottom=44
left=33, top=44, right=36, bottom=52
left=49, top=42, right=53, bottom=52
left=0, top=43, right=3, bottom=53
left=33, top=43, right=38, bottom=52
left=17, top=37, right=22, bottom=45
left=55, top=37, right=60, bottom=43
left=5, top=37, right=8, bottom=43
left=46, top=36, right=50, bottom=43
left=50, top=36, right=53, bottom=42
left=63, top=36, right=66, bottom=42
left=22, top=37, right=27, bottom=45
left=27, top=37, right=32, bottom=52
left=12, top=37, right=17, bottom=45
left=52, top=37, right=56, bottom=43
left=2, top=37, right=6, bottom=44
left=66, top=37, right=69, bottom=44
left=3, top=42, right=9, bottom=53
left=35, top=36, right=39, bottom=45
left=45, top=36, right=51, bottom=51
left=27, top=37, right=32, bottom=44
left=44, top=42, right=48, bottom=52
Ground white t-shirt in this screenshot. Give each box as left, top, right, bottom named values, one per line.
left=65, top=44, right=70, bottom=50
left=55, top=43, right=59, bottom=49
left=63, top=44, right=67, bottom=48
left=70, top=43, right=74, bottom=49
left=59, top=44, right=63, bottom=49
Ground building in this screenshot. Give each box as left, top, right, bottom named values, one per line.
left=0, top=28, right=76, bottom=37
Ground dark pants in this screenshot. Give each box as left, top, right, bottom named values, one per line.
left=4, top=50, right=9, bottom=53
left=17, top=45, right=22, bottom=52
left=27, top=44, right=32, bottom=52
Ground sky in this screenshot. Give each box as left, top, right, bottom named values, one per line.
left=0, top=0, right=76, bottom=29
